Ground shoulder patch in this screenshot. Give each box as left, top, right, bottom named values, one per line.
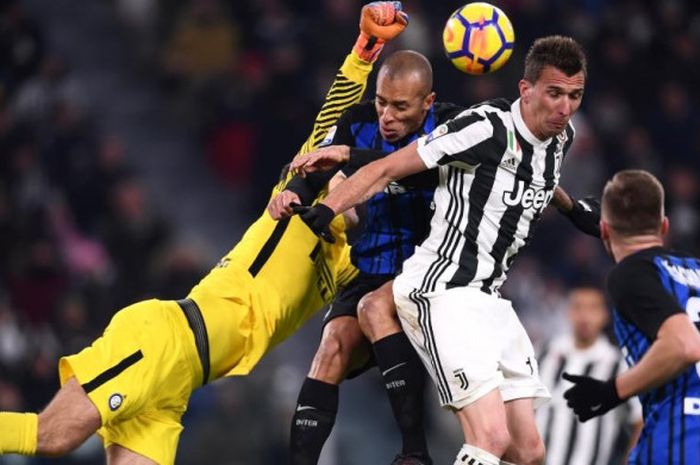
left=424, top=124, right=449, bottom=144
left=319, top=126, right=337, bottom=147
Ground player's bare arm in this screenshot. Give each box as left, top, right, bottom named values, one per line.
left=552, top=186, right=573, bottom=212
left=290, top=143, right=427, bottom=242
left=328, top=171, right=359, bottom=228
left=267, top=168, right=354, bottom=221
left=323, top=142, right=427, bottom=215
left=614, top=313, right=700, bottom=399
left=563, top=306, right=700, bottom=423
left=267, top=190, right=302, bottom=219
left=291, top=145, right=352, bottom=177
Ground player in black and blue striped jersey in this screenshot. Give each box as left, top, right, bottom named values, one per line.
left=564, top=169, right=700, bottom=465
left=269, top=49, right=465, bottom=465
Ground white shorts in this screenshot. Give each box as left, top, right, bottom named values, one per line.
left=393, top=279, right=550, bottom=410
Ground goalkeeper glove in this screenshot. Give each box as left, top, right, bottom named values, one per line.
left=353, top=1, right=409, bottom=63
left=291, top=203, right=336, bottom=243
left=562, top=372, right=624, bottom=422
left=562, top=195, right=601, bottom=238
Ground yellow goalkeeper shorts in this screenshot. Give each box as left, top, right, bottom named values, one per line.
left=59, top=299, right=202, bottom=465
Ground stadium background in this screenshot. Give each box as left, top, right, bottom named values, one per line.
left=0, top=0, right=698, bottom=463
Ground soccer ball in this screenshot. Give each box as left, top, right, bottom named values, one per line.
left=442, top=2, right=515, bottom=75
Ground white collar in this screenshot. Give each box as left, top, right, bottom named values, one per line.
left=511, top=98, right=550, bottom=147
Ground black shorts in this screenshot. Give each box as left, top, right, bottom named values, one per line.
left=322, top=272, right=394, bottom=326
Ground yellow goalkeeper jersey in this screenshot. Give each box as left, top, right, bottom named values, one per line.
left=187, top=52, right=371, bottom=379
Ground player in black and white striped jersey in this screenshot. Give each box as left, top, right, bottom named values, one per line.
left=536, top=286, right=642, bottom=465
left=289, top=36, right=596, bottom=465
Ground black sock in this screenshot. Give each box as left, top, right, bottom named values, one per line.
left=289, top=377, right=339, bottom=465
left=374, top=332, right=429, bottom=457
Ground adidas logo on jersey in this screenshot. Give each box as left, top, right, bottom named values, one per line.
left=499, top=156, right=518, bottom=170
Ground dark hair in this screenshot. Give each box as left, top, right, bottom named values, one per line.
left=523, top=35, right=587, bottom=83
left=379, top=50, right=433, bottom=95
left=602, top=170, right=665, bottom=236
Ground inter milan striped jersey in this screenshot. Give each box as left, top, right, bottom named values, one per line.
left=400, top=98, right=574, bottom=294
left=607, top=246, right=700, bottom=465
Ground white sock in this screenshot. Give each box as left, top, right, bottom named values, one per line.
left=453, top=444, right=500, bottom=465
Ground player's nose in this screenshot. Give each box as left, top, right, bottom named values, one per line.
left=380, top=106, right=396, bottom=123
left=558, top=97, right=572, bottom=116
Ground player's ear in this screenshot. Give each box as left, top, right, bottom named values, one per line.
left=660, top=216, right=670, bottom=237
left=423, top=91, right=436, bottom=110
left=600, top=219, right=609, bottom=241
left=600, top=220, right=615, bottom=260
left=519, top=79, right=532, bottom=103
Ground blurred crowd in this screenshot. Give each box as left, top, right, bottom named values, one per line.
left=0, top=0, right=699, bottom=464
left=0, top=1, right=209, bottom=462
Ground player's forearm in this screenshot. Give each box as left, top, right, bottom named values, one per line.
left=324, top=143, right=426, bottom=214
left=323, top=160, right=391, bottom=214
left=616, top=329, right=700, bottom=399
left=552, top=185, right=573, bottom=212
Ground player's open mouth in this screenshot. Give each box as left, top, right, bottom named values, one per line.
left=381, top=126, right=398, bottom=137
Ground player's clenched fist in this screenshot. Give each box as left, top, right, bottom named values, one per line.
left=291, top=203, right=336, bottom=243
left=267, top=190, right=301, bottom=220
left=562, top=372, right=623, bottom=422
left=361, top=1, right=408, bottom=40
left=354, top=1, right=409, bottom=63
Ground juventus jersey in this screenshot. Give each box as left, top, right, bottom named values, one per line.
left=400, top=98, right=575, bottom=295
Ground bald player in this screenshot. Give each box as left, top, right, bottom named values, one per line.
left=269, top=50, right=465, bottom=465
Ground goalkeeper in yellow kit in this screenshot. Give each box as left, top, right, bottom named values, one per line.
left=0, top=4, right=408, bottom=464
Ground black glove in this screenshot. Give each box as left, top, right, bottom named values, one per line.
left=291, top=203, right=336, bottom=243
left=562, top=372, right=623, bottom=422
left=562, top=196, right=601, bottom=238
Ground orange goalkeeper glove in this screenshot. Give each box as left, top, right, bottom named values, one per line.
left=353, top=1, right=409, bottom=63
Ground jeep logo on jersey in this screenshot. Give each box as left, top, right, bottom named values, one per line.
left=109, top=393, right=124, bottom=411
left=503, top=180, right=553, bottom=212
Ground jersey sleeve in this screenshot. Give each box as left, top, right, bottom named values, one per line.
left=607, top=257, right=686, bottom=339
left=296, top=52, right=371, bottom=157
left=340, top=148, right=387, bottom=176
left=272, top=52, right=371, bottom=198
left=319, top=105, right=357, bottom=148
left=416, top=111, right=494, bottom=168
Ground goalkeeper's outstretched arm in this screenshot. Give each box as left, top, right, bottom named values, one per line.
left=290, top=1, right=408, bottom=160
left=272, top=1, right=408, bottom=197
